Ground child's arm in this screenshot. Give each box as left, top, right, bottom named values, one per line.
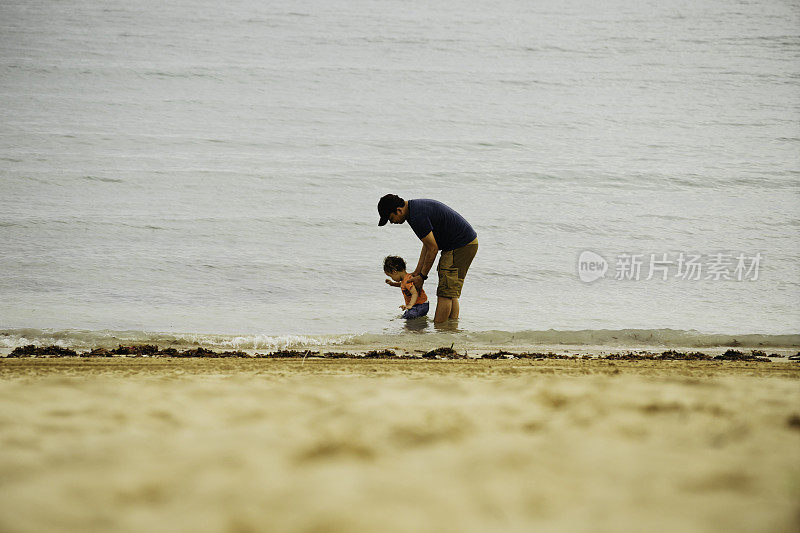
left=403, top=284, right=419, bottom=309
left=385, top=279, right=401, bottom=287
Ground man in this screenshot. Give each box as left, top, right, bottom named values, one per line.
left=378, top=194, right=478, bottom=324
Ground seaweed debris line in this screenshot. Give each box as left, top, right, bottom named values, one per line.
left=3, top=344, right=798, bottom=362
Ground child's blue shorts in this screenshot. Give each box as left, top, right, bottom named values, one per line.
left=402, top=302, right=429, bottom=319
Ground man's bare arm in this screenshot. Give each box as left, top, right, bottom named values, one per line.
left=412, top=231, right=439, bottom=281
left=414, top=246, right=428, bottom=276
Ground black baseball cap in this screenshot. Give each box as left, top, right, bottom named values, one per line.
left=377, top=194, right=405, bottom=226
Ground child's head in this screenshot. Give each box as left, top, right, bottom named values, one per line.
left=383, top=255, right=407, bottom=281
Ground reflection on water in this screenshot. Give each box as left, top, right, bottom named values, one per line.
left=403, top=317, right=430, bottom=333
left=396, top=316, right=462, bottom=333
left=433, top=319, right=461, bottom=333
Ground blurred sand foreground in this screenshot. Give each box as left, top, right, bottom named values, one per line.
left=0, top=358, right=798, bottom=533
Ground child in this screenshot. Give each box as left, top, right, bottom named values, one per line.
left=383, top=255, right=429, bottom=319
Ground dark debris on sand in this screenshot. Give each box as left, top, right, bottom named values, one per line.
left=363, top=350, right=397, bottom=359
left=422, top=345, right=465, bottom=359
left=713, top=349, right=771, bottom=362
left=2, top=345, right=789, bottom=362
left=323, top=351, right=355, bottom=359
left=481, top=351, right=576, bottom=360
left=7, top=345, right=78, bottom=357
left=108, top=345, right=160, bottom=356
left=600, top=352, right=656, bottom=360
left=518, top=352, right=575, bottom=360
left=177, top=348, right=248, bottom=358
left=8, top=344, right=249, bottom=359
left=601, top=350, right=712, bottom=361
left=596, top=349, right=772, bottom=362
left=660, top=350, right=713, bottom=360
left=481, top=351, right=514, bottom=359
left=259, top=350, right=313, bottom=358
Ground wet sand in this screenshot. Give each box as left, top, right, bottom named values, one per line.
left=1, top=358, right=798, bottom=533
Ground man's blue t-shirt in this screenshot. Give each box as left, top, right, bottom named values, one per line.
left=407, top=199, right=477, bottom=251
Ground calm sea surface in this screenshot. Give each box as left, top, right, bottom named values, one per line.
left=1, top=0, right=798, bottom=348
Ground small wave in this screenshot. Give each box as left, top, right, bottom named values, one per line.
left=498, top=79, right=566, bottom=87
left=141, top=70, right=219, bottom=80
left=0, top=329, right=357, bottom=352
left=479, top=268, right=571, bottom=281
left=1, top=328, right=797, bottom=354
left=83, top=176, right=124, bottom=183
left=119, top=222, right=169, bottom=231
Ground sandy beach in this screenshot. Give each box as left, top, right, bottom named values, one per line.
left=1, top=356, right=798, bottom=533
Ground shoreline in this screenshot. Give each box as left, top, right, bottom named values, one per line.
left=2, top=327, right=799, bottom=357
left=3, top=342, right=799, bottom=362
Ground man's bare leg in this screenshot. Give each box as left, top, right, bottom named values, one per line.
left=434, top=296, right=452, bottom=323
left=449, top=297, right=459, bottom=319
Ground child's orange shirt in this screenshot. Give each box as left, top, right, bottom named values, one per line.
left=400, top=273, right=428, bottom=306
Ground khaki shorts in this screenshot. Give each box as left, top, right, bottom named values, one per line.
left=437, top=238, right=478, bottom=299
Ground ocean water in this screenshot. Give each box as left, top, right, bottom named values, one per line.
left=1, top=0, right=799, bottom=349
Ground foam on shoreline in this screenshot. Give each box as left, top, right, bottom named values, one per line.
left=1, top=327, right=798, bottom=356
